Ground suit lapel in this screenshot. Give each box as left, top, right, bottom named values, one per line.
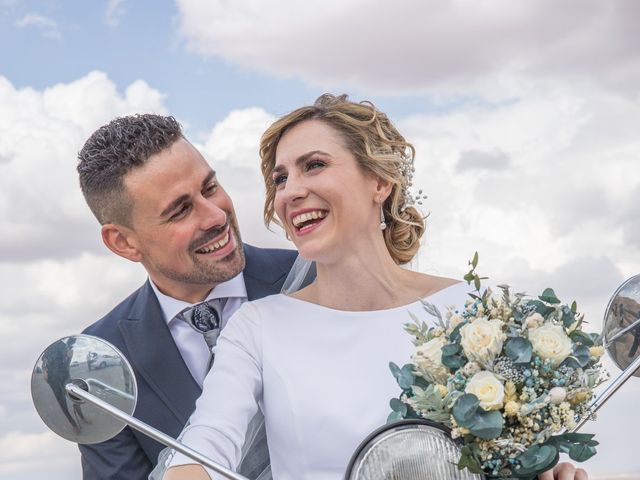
left=118, top=281, right=200, bottom=425
left=243, top=245, right=294, bottom=300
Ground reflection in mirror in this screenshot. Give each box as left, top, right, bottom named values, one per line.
left=602, top=274, right=640, bottom=377
left=31, top=334, right=137, bottom=444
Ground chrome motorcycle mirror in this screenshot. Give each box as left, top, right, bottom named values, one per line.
left=31, top=334, right=247, bottom=480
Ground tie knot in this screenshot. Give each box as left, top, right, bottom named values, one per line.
left=179, top=299, right=222, bottom=334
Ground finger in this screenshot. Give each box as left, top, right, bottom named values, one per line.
left=553, top=462, right=577, bottom=480
left=575, top=467, right=589, bottom=480
left=538, top=469, right=554, bottom=480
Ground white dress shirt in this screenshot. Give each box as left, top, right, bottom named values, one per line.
left=149, top=272, right=248, bottom=387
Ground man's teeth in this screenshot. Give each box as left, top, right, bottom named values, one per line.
left=292, top=210, right=327, bottom=227
left=197, top=233, right=230, bottom=253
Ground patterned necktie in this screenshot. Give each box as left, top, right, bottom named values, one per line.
left=177, top=298, right=226, bottom=371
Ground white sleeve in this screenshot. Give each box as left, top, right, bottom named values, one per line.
left=168, top=301, right=263, bottom=478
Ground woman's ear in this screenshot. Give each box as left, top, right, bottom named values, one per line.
left=101, top=224, right=143, bottom=263
left=374, top=177, right=393, bottom=203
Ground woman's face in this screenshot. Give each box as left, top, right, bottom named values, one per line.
left=273, top=120, right=382, bottom=263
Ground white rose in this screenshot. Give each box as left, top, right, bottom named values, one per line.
left=412, top=336, right=449, bottom=384
left=465, top=371, right=505, bottom=411
left=460, top=318, right=505, bottom=365
left=529, top=323, right=573, bottom=366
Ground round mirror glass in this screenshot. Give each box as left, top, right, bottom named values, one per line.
left=602, top=274, right=640, bottom=377
left=31, top=334, right=137, bottom=444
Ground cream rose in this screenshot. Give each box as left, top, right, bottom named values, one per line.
left=459, top=318, right=505, bottom=364
left=465, top=371, right=505, bottom=411
left=528, top=323, right=573, bottom=366
left=412, top=336, right=449, bottom=384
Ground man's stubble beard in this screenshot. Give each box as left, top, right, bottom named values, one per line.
left=147, top=218, right=245, bottom=286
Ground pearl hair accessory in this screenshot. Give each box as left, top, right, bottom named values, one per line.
left=397, top=151, right=428, bottom=212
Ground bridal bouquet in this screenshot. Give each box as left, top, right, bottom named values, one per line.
left=389, top=254, right=608, bottom=479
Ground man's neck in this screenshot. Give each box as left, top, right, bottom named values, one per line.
left=149, top=276, right=215, bottom=304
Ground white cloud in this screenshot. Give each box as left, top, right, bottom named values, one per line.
left=176, top=0, right=640, bottom=98
left=105, top=0, right=127, bottom=27
left=0, top=431, right=80, bottom=478
left=14, top=12, right=61, bottom=41
left=0, top=72, right=166, bottom=262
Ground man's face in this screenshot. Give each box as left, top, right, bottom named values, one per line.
left=122, top=138, right=244, bottom=302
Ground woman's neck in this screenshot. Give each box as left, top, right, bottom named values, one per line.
left=294, top=240, right=436, bottom=311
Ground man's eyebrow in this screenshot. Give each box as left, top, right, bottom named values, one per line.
left=160, top=170, right=217, bottom=218
left=272, top=150, right=330, bottom=175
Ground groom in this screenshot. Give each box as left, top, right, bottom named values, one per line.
left=77, top=114, right=305, bottom=480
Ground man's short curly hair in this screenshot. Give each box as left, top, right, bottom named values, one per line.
left=77, top=114, right=183, bottom=226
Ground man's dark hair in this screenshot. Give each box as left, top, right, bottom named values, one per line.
left=77, top=114, right=183, bottom=226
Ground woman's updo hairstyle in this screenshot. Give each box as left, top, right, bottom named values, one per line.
left=260, top=93, right=425, bottom=265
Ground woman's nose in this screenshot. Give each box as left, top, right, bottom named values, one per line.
left=280, top=175, right=308, bottom=204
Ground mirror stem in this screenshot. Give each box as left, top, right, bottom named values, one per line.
left=572, top=354, right=640, bottom=432
left=65, top=384, right=249, bottom=480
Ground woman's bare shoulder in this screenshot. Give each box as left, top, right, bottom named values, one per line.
left=410, top=272, right=461, bottom=298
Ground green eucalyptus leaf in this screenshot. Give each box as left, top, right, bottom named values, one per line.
left=458, top=444, right=483, bottom=474
left=571, top=300, right=578, bottom=313
left=573, top=344, right=591, bottom=367
left=569, top=443, right=597, bottom=462
left=389, top=361, right=401, bottom=378
left=561, top=305, right=576, bottom=328
left=528, top=300, right=555, bottom=318
left=569, top=330, right=594, bottom=347
left=539, top=288, right=561, bottom=304
left=449, top=323, right=464, bottom=342
left=464, top=272, right=475, bottom=284
left=504, top=337, right=533, bottom=364
left=442, top=343, right=461, bottom=356
left=452, top=394, right=480, bottom=428
left=515, top=444, right=559, bottom=476
left=558, top=432, right=596, bottom=443
left=442, top=353, right=466, bottom=370
left=467, top=410, right=504, bottom=439
left=561, top=356, right=582, bottom=369
left=471, top=251, right=479, bottom=269
left=387, top=410, right=404, bottom=424
left=474, top=275, right=481, bottom=291
left=389, top=397, right=407, bottom=415
left=398, top=364, right=415, bottom=389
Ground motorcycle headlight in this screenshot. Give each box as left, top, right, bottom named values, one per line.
left=345, top=419, right=484, bottom=480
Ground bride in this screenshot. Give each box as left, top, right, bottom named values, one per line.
left=164, top=95, right=587, bottom=480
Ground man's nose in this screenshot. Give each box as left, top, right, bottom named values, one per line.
left=198, top=197, right=227, bottom=230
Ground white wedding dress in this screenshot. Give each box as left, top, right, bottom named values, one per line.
left=169, top=282, right=470, bottom=480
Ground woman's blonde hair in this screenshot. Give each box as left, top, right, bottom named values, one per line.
left=260, top=93, right=425, bottom=265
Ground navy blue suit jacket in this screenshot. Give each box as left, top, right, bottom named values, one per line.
left=79, top=245, right=299, bottom=480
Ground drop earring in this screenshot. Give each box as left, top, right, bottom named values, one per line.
left=379, top=205, right=386, bottom=231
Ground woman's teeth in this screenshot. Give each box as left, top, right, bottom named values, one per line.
left=292, top=210, right=327, bottom=228
left=196, top=232, right=230, bottom=253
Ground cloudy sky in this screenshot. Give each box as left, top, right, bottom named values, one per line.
left=1, top=1, right=639, bottom=478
